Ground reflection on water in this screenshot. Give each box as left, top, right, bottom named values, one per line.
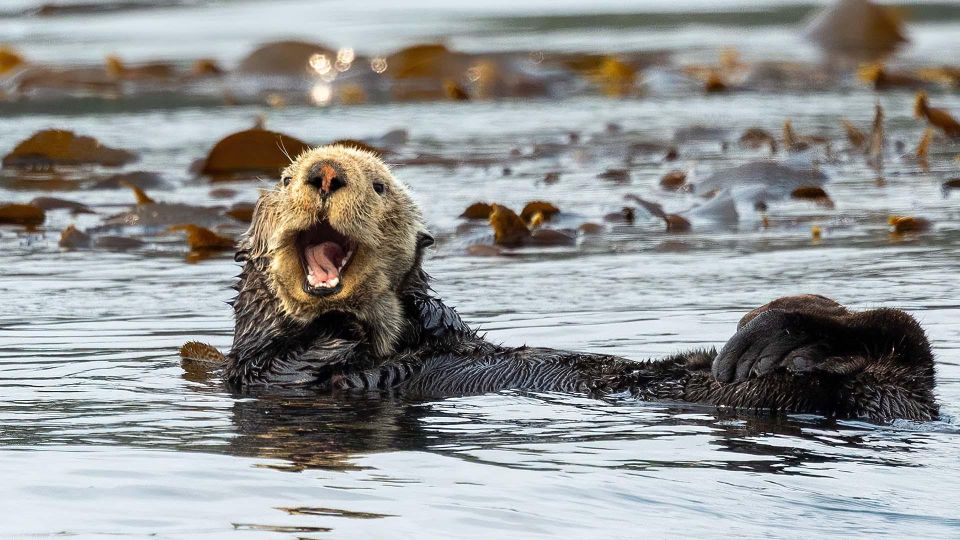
left=226, top=390, right=944, bottom=476
left=2, top=0, right=960, bottom=537
left=3, top=386, right=959, bottom=536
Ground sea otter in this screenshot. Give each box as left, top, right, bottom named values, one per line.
left=205, top=145, right=938, bottom=422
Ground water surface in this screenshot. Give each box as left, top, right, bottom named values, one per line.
left=1, top=1, right=959, bottom=537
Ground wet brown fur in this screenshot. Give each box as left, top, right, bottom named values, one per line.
left=217, top=147, right=939, bottom=422
left=244, top=145, right=427, bottom=356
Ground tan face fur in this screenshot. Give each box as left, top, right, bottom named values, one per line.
left=244, top=145, right=428, bottom=356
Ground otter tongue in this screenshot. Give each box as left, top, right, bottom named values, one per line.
left=305, top=241, right=345, bottom=287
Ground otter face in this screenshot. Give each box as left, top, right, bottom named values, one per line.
left=243, top=145, right=430, bottom=356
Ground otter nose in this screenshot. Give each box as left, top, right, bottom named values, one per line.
left=307, top=164, right=345, bottom=195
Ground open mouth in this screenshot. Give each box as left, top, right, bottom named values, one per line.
left=296, top=219, right=356, bottom=296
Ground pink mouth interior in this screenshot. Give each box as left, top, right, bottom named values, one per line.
left=305, top=241, right=345, bottom=287
left=298, top=219, right=354, bottom=290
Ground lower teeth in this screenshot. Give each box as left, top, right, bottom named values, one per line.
left=339, top=250, right=353, bottom=271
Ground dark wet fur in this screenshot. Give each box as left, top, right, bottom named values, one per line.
left=223, top=248, right=938, bottom=423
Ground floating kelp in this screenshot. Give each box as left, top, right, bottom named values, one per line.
left=603, top=207, right=635, bottom=224
left=858, top=63, right=926, bottom=90
left=790, top=186, right=835, bottom=208
left=7, top=64, right=120, bottom=97
left=59, top=224, right=144, bottom=251
left=520, top=201, right=560, bottom=225
left=487, top=204, right=573, bottom=247
left=841, top=119, right=867, bottom=149
left=569, top=55, right=638, bottom=97
left=169, top=224, right=234, bottom=250
left=388, top=44, right=459, bottom=80
left=2, top=129, right=137, bottom=168
left=596, top=57, right=638, bottom=97
left=199, top=128, right=311, bottom=178
left=739, top=128, right=777, bottom=152
left=237, top=40, right=335, bottom=76
left=29, top=196, right=94, bottom=214
left=597, top=169, right=630, bottom=183
left=0, top=203, right=45, bottom=225
left=915, top=128, right=933, bottom=168
left=95, top=236, right=145, bottom=250
left=2, top=13, right=959, bottom=115
left=527, top=228, right=575, bottom=246
left=866, top=104, right=885, bottom=171
left=377, top=45, right=653, bottom=102
left=58, top=224, right=90, bottom=248
left=385, top=43, right=470, bottom=100
left=0, top=46, right=25, bottom=75
left=460, top=202, right=493, bottom=220
left=105, top=55, right=176, bottom=81
left=914, top=91, right=960, bottom=138
left=704, top=72, right=728, bottom=93
left=444, top=80, right=470, bottom=101
left=663, top=214, right=693, bottom=232
left=1, top=173, right=82, bottom=191
left=5, top=32, right=957, bottom=110
left=625, top=195, right=691, bottom=232
left=91, top=171, right=168, bottom=190
left=578, top=222, right=604, bottom=234
left=683, top=54, right=741, bottom=95
left=782, top=120, right=829, bottom=152
left=740, top=61, right=838, bottom=92
left=804, top=0, right=908, bottom=63
left=225, top=202, right=255, bottom=223
left=1, top=169, right=168, bottom=192
left=914, top=66, right=960, bottom=87
left=889, top=215, right=931, bottom=233
left=120, top=181, right=155, bottom=205
left=659, top=170, right=688, bottom=191
left=191, top=58, right=224, bottom=77
left=489, top=204, right=530, bottom=246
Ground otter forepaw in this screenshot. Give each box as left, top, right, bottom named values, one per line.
left=712, top=299, right=934, bottom=386
left=711, top=309, right=847, bottom=383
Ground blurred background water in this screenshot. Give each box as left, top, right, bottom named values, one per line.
left=1, top=0, right=959, bottom=537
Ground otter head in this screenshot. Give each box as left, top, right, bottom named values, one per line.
left=242, top=145, right=433, bottom=357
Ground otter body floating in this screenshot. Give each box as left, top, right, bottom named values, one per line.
left=188, top=145, right=939, bottom=423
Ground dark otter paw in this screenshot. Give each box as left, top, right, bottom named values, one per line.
left=712, top=297, right=933, bottom=385
left=712, top=309, right=845, bottom=383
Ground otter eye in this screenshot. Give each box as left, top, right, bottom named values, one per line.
left=281, top=176, right=292, bottom=187
left=372, top=181, right=387, bottom=195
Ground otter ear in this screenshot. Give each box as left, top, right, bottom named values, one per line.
left=241, top=194, right=277, bottom=261
left=417, top=231, right=435, bottom=250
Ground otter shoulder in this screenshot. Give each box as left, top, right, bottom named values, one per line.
left=408, top=293, right=473, bottom=339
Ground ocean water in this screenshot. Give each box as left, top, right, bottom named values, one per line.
left=1, top=1, right=959, bottom=538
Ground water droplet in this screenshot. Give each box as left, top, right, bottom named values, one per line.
left=309, top=53, right=331, bottom=75
left=310, top=83, right=332, bottom=106
left=370, top=57, right=388, bottom=74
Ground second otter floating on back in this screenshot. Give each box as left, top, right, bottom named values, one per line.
left=201, top=145, right=938, bottom=422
